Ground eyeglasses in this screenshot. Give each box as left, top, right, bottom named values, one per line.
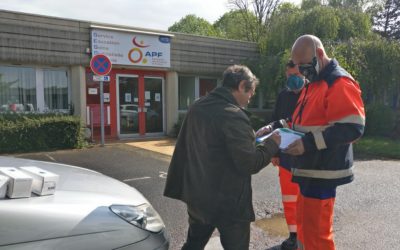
left=286, top=60, right=296, bottom=68
left=294, top=57, right=318, bottom=76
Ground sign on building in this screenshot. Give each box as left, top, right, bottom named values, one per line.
left=91, top=29, right=171, bottom=68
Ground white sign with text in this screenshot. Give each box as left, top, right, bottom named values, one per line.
left=91, top=29, right=171, bottom=68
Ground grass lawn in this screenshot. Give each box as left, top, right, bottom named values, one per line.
left=354, top=136, right=400, bottom=160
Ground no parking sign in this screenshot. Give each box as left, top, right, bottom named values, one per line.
left=90, top=54, right=112, bottom=146
left=90, top=54, right=112, bottom=76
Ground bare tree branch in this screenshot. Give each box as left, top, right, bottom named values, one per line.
left=229, top=0, right=282, bottom=41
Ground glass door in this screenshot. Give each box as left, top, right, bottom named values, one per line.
left=144, top=77, right=164, bottom=134
left=118, top=75, right=139, bottom=135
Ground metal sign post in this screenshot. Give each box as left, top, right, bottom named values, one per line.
left=99, top=80, right=105, bottom=146
left=90, top=54, right=112, bottom=147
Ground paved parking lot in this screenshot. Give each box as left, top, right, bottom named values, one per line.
left=12, top=141, right=400, bottom=249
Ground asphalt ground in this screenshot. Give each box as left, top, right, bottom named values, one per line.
left=10, top=142, right=400, bottom=250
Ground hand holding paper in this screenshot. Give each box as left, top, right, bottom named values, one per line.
left=283, top=138, right=305, bottom=155
left=256, top=128, right=304, bottom=150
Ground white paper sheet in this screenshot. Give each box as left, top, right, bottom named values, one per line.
left=155, top=93, right=161, bottom=102
left=125, top=93, right=131, bottom=102
left=145, top=91, right=151, bottom=100
left=256, top=128, right=304, bottom=149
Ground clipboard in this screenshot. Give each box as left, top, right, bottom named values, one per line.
left=256, top=128, right=304, bottom=149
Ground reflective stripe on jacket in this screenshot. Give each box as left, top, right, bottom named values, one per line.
left=291, top=59, right=365, bottom=188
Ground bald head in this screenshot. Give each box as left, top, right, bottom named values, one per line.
left=289, top=35, right=331, bottom=82
left=291, top=35, right=326, bottom=65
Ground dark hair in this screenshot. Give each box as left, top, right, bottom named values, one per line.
left=222, top=65, right=259, bottom=92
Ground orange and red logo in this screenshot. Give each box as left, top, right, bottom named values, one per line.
left=128, top=37, right=149, bottom=64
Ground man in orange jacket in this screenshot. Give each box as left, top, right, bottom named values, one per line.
left=285, top=35, right=365, bottom=250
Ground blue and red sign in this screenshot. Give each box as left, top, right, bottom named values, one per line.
left=90, top=54, right=112, bottom=76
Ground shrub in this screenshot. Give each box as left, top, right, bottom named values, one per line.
left=0, top=114, right=85, bottom=154
left=171, top=114, right=185, bottom=138
left=364, top=104, right=396, bottom=137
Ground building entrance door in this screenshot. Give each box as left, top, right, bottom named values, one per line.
left=117, top=74, right=164, bottom=137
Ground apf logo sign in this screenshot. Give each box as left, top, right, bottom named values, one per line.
left=91, top=29, right=171, bottom=67
left=128, top=37, right=163, bottom=65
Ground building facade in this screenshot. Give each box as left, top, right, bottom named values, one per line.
left=0, top=10, right=260, bottom=139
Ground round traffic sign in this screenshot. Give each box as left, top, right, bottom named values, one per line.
left=90, top=54, right=112, bottom=76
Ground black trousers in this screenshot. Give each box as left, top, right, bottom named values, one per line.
left=181, top=210, right=250, bottom=250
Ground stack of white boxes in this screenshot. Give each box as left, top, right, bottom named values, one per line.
left=0, top=167, right=33, bottom=198
left=0, top=166, right=59, bottom=198
left=20, top=166, right=59, bottom=196
left=0, top=174, right=9, bottom=198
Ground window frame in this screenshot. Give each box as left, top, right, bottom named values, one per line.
left=0, top=64, right=71, bottom=113
left=178, top=74, right=221, bottom=112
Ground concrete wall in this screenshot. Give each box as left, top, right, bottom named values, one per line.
left=0, top=10, right=90, bottom=66
left=70, top=66, right=87, bottom=122
left=165, top=72, right=179, bottom=135
left=171, top=33, right=259, bottom=76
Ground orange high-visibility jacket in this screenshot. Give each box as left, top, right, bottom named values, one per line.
left=291, top=59, right=365, bottom=188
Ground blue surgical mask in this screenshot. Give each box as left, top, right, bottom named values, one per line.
left=287, top=75, right=305, bottom=91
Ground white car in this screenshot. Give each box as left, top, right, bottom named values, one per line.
left=120, top=105, right=159, bottom=123
left=0, top=156, right=169, bottom=250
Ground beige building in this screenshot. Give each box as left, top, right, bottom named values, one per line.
left=0, top=9, right=261, bottom=139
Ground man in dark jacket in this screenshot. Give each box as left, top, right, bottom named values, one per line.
left=164, top=65, right=280, bottom=250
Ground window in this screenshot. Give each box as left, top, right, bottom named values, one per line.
left=178, top=76, right=195, bottom=110
left=0, top=65, right=70, bottom=113
left=199, top=78, right=217, bottom=97
left=0, top=66, right=36, bottom=112
left=44, top=70, right=69, bottom=110
left=178, top=76, right=219, bottom=110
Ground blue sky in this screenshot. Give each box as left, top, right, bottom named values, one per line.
left=0, top=0, right=300, bottom=31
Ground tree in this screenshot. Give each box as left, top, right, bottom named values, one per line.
left=331, top=36, right=400, bottom=107
left=168, top=14, right=219, bottom=37
left=266, top=3, right=303, bottom=54
left=214, top=10, right=258, bottom=41
left=328, top=0, right=368, bottom=11
left=301, top=0, right=323, bottom=9
left=228, top=0, right=282, bottom=42
left=373, top=0, right=400, bottom=40
left=336, top=8, right=372, bottom=40
left=258, top=3, right=373, bottom=104
left=266, top=4, right=371, bottom=54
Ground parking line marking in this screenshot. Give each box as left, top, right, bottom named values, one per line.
left=45, top=154, right=56, bottom=162
left=123, top=177, right=151, bottom=182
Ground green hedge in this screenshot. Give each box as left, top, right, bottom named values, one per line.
left=364, top=104, right=396, bottom=137
left=354, top=136, right=400, bottom=160
left=0, top=114, right=85, bottom=153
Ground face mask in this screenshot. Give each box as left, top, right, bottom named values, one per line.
left=287, top=75, right=305, bottom=91
left=298, top=57, right=320, bottom=82
left=298, top=39, right=321, bottom=82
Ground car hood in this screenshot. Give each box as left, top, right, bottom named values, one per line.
left=0, top=156, right=151, bottom=246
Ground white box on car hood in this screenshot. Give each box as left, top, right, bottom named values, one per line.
left=0, top=167, right=33, bottom=198
left=0, top=174, right=9, bottom=198
left=20, top=166, right=59, bottom=196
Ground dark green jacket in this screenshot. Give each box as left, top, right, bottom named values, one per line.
left=164, top=87, right=279, bottom=223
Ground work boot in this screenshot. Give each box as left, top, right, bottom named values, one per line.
left=281, top=233, right=297, bottom=250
